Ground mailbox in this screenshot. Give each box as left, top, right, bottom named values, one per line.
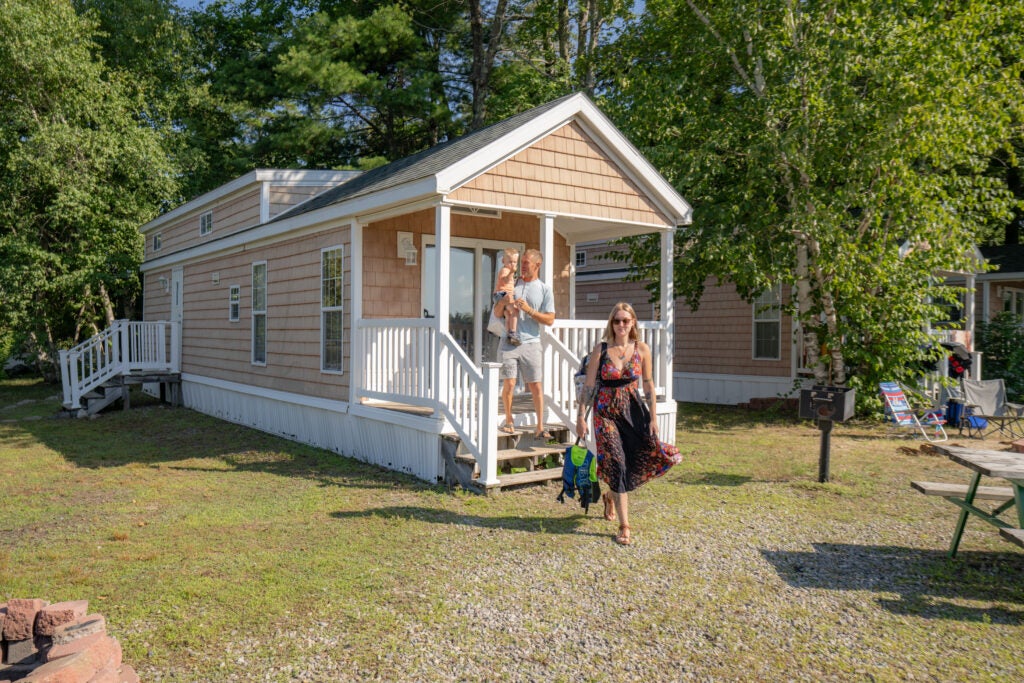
left=799, top=385, right=856, bottom=423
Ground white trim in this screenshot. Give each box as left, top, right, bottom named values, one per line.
left=435, top=93, right=692, bottom=226
left=260, top=181, right=270, bottom=224
left=350, top=221, right=363, bottom=404
left=752, top=285, right=782, bottom=361
left=674, top=371, right=802, bottom=405
left=183, top=372, right=350, bottom=414
left=251, top=261, right=267, bottom=366
left=320, top=245, right=345, bottom=374
left=199, top=210, right=213, bottom=236
left=228, top=284, right=240, bottom=322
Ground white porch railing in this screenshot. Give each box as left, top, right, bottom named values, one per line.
left=60, top=320, right=180, bottom=409
left=356, top=317, right=672, bottom=485
left=355, top=318, right=501, bottom=485
left=548, top=319, right=671, bottom=398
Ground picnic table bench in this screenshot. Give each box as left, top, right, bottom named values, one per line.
left=912, top=445, right=1024, bottom=557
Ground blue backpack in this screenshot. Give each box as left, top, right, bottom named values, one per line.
left=557, top=440, right=600, bottom=513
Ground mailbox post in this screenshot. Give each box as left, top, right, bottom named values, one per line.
left=798, top=385, right=856, bottom=482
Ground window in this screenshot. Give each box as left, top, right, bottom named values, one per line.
left=753, top=285, right=782, bottom=360
left=321, top=247, right=344, bottom=372
left=153, top=234, right=162, bottom=252
left=200, top=210, right=213, bottom=236
left=228, top=285, right=240, bottom=322
left=1004, top=288, right=1024, bottom=319
left=575, top=250, right=587, bottom=267
left=252, top=262, right=267, bottom=364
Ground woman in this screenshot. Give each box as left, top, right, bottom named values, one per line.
left=576, top=302, right=682, bottom=545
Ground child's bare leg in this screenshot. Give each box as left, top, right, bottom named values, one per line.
left=504, top=294, right=517, bottom=333
left=493, top=297, right=506, bottom=318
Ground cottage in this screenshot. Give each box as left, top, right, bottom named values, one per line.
left=60, top=93, right=692, bottom=489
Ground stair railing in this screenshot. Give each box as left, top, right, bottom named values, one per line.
left=60, top=320, right=178, bottom=410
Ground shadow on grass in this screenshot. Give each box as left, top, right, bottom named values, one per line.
left=10, top=395, right=435, bottom=493
left=330, top=505, right=603, bottom=537
left=761, top=543, right=1024, bottom=623
left=676, top=471, right=753, bottom=487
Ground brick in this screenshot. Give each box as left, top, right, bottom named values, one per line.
left=22, top=636, right=120, bottom=683
left=3, top=599, right=48, bottom=641
left=51, top=615, right=106, bottom=646
left=20, top=651, right=100, bottom=683
left=4, top=637, right=39, bottom=665
left=1, top=602, right=7, bottom=635
left=45, top=631, right=106, bottom=662
left=35, top=601, right=89, bottom=637
left=1010, top=439, right=1024, bottom=454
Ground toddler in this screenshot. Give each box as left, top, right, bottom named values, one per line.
left=492, top=248, right=520, bottom=345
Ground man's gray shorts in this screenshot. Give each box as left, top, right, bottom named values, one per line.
left=499, top=341, right=543, bottom=384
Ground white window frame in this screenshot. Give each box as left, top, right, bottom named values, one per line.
left=753, top=285, right=782, bottom=361
left=321, top=246, right=344, bottom=373
left=228, top=285, right=240, bottom=322
left=251, top=262, right=267, bottom=365
left=575, top=250, right=587, bottom=267
left=152, top=233, right=162, bottom=252
left=1002, top=286, right=1024, bottom=320
left=200, top=210, right=213, bottom=236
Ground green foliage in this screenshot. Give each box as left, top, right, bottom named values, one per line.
left=605, top=0, right=1024, bottom=391
left=0, top=0, right=177, bottom=369
left=976, top=312, right=1024, bottom=402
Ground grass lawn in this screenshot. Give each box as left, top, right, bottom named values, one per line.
left=2, top=378, right=1023, bottom=681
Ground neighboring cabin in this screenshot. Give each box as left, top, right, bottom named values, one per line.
left=71, top=93, right=691, bottom=487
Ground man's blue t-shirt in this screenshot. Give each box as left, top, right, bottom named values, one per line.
left=513, top=277, right=554, bottom=343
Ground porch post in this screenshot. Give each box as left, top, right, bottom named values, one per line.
left=436, top=205, right=452, bottom=406
left=660, top=229, right=675, bottom=404
left=349, top=220, right=363, bottom=405
left=478, top=362, right=501, bottom=487
left=540, top=214, right=555, bottom=285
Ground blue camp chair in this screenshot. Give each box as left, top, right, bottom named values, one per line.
left=949, top=378, right=1024, bottom=439
left=879, top=382, right=948, bottom=442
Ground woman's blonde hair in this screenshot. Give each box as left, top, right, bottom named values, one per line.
left=603, top=302, right=639, bottom=343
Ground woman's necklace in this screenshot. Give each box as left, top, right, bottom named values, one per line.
left=611, top=341, right=632, bottom=362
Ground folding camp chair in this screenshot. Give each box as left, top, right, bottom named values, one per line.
left=879, top=381, right=948, bottom=442
left=951, top=378, right=1024, bottom=439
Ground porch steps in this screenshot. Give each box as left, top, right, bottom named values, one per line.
left=67, top=372, right=181, bottom=417
left=443, top=427, right=572, bottom=494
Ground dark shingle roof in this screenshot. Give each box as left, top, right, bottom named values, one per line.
left=981, top=244, right=1024, bottom=275
left=273, top=94, right=580, bottom=223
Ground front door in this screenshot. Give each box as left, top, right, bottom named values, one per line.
left=422, top=238, right=523, bottom=365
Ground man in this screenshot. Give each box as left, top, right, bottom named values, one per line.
left=499, top=248, right=556, bottom=439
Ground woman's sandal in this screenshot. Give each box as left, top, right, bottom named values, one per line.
left=615, top=524, right=631, bottom=546
left=534, top=429, right=553, bottom=440
left=498, top=423, right=516, bottom=435
left=602, top=492, right=616, bottom=521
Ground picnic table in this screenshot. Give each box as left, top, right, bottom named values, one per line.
left=914, top=444, right=1024, bottom=557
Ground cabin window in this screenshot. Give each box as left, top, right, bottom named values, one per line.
left=575, top=251, right=587, bottom=267
left=228, top=285, right=240, bottom=322
left=252, top=262, right=267, bottom=364
left=200, top=210, right=213, bottom=236
left=153, top=233, right=162, bottom=252
left=321, top=246, right=344, bottom=372
left=753, top=285, right=782, bottom=360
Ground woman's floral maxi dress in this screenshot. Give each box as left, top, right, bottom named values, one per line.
left=594, top=346, right=682, bottom=493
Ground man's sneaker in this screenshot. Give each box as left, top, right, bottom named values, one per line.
left=508, top=332, right=522, bottom=346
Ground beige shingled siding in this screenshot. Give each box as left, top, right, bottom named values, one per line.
left=169, top=228, right=351, bottom=399
left=449, top=122, right=672, bottom=228
left=361, top=209, right=572, bottom=319
left=269, top=184, right=336, bottom=220
left=142, top=272, right=171, bottom=322
left=145, top=188, right=262, bottom=260
left=675, top=280, right=793, bottom=377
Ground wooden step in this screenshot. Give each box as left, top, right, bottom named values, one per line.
left=911, top=481, right=1015, bottom=501
left=478, top=467, right=564, bottom=491
left=1000, top=528, right=1024, bottom=549
left=454, top=444, right=566, bottom=468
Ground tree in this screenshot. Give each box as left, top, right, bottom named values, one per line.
left=0, top=0, right=177, bottom=375
left=606, top=0, right=1024, bottom=394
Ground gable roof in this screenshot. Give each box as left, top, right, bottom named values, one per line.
left=980, top=244, right=1024, bottom=276
left=274, top=92, right=692, bottom=227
